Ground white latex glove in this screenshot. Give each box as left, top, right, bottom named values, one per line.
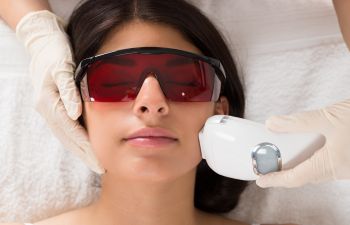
left=16, top=10, right=104, bottom=174
left=256, top=99, right=350, bottom=188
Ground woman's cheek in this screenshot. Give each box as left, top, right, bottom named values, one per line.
left=84, top=105, right=119, bottom=165
left=87, top=123, right=111, bottom=163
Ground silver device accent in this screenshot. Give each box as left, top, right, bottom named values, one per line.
left=251, top=142, right=282, bottom=175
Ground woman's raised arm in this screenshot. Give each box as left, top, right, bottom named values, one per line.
left=0, top=0, right=51, bottom=29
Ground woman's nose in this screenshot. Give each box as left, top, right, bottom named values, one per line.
left=132, top=74, right=169, bottom=117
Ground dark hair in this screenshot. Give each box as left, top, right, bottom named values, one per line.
left=67, top=0, right=247, bottom=213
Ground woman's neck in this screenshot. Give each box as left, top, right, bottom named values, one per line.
left=87, top=168, right=204, bottom=225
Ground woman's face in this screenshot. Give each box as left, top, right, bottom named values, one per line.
left=83, top=21, right=228, bottom=182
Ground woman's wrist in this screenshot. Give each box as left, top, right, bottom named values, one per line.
left=0, top=0, right=51, bottom=30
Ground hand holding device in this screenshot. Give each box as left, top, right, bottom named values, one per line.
left=16, top=10, right=104, bottom=174
left=256, top=99, right=350, bottom=188
left=199, top=115, right=326, bottom=181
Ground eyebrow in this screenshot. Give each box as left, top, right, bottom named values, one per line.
left=165, top=56, right=194, bottom=67
left=103, top=56, right=136, bottom=66
left=100, top=55, right=195, bottom=67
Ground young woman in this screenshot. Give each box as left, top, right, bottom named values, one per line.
left=53, top=0, right=249, bottom=224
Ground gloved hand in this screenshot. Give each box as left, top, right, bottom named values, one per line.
left=16, top=10, right=104, bottom=174
left=256, top=98, right=350, bottom=188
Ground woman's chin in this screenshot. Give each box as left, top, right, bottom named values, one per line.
left=104, top=160, right=197, bottom=184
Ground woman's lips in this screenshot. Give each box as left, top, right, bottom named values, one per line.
left=125, top=136, right=178, bottom=148
left=123, top=127, right=178, bottom=148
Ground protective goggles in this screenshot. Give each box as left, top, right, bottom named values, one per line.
left=74, top=47, right=226, bottom=102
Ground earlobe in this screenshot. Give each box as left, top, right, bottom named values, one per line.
left=214, top=96, right=229, bottom=115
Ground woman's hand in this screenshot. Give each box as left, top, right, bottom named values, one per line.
left=256, top=99, right=350, bottom=188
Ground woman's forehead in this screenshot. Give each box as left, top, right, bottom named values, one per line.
left=97, top=20, right=202, bottom=55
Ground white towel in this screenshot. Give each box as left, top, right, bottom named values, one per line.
left=0, top=0, right=349, bottom=224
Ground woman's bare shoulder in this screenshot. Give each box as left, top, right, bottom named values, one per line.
left=28, top=206, right=91, bottom=225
